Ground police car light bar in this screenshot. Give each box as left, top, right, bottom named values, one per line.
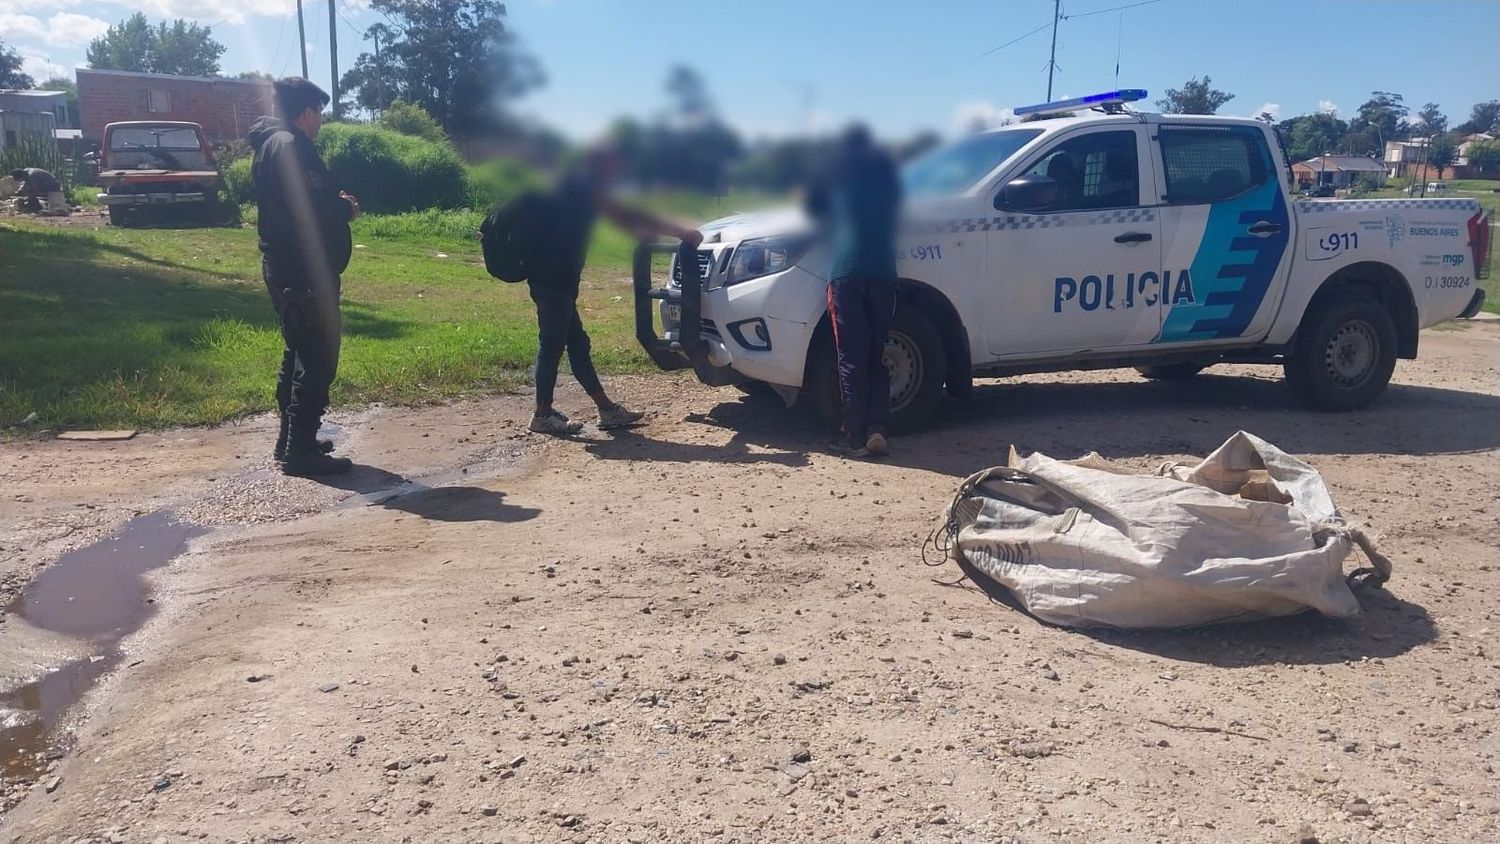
left=1012, top=89, right=1148, bottom=116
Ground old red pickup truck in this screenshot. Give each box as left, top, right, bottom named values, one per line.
left=97, top=121, right=223, bottom=226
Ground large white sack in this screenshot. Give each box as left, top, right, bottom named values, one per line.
left=945, top=431, right=1391, bottom=629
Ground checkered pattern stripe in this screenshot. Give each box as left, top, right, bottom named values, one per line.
left=924, top=207, right=1158, bottom=234
left=1294, top=198, right=1480, bottom=214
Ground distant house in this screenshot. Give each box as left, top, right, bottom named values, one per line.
left=1291, top=155, right=1387, bottom=189
left=0, top=89, right=69, bottom=152
left=1454, top=133, right=1496, bottom=178
left=1383, top=139, right=1429, bottom=179
left=76, top=68, right=274, bottom=146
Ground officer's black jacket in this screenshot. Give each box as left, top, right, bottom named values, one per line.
left=248, top=116, right=353, bottom=291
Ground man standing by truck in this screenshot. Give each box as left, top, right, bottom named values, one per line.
left=248, top=77, right=360, bottom=476
left=525, top=145, right=703, bottom=435
left=808, top=125, right=903, bottom=458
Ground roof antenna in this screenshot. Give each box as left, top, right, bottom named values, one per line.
left=1113, top=12, right=1123, bottom=88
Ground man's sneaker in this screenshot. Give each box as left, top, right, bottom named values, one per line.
left=598, top=404, right=646, bottom=430
left=865, top=431, right=889, bottom=456
left=279, top=447, right=353, bottom=477
left=829, top=438, right=871, bottom=459
left=529, top=410, right=584, bottom=436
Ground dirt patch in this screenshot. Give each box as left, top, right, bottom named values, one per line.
left=1, top=324, right=1497, bottom=842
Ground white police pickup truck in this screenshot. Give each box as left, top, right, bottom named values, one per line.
left=633, top=90, right=1492, bottom=432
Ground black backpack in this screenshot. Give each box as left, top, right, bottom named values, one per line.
left=479, top=191, right=553, bottom=283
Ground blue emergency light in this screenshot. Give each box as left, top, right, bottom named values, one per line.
left=1012, top=89, right=1148, bottom=117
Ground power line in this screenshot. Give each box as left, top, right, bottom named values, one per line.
left=974, top=20, right=1054, bottom=60
left=1063, top=0, right=1162, bottom=21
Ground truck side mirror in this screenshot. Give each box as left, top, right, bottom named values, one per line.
left=996, top=175, right=1059, bottom=212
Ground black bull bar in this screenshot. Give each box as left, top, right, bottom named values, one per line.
left=631, top=240, right=741, bottom=386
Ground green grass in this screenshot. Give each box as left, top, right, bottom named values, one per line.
left=0, top=207, right=704, bottom=430
left=68, top=185, right=99, bottom=207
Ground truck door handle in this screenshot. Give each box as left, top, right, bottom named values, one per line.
left=1114, top=232, right=1153, bottom=244
left=1248, top=221, right=1285, bottom=235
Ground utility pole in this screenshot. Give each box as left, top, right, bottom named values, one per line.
left=1045, top=0, right=1061, bottom=100
left=372, top=28, right=382, bottom=112
left=328, top=0, right=340, bottom=119
left=296, top=0, right=309, bottom=78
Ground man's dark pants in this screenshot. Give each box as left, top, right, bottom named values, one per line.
left=528, top=278, right=603, bottom=408
left=826, top=275, right=897, bottom=442
left=265, top=259, right=341, bottom=444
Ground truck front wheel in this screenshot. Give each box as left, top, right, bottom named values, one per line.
left=1284, top=298, right=1398, bottom=411
left=811, top=306, right=946, bottom=434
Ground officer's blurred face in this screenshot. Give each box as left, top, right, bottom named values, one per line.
left=295, top=107, right=324, bottom=140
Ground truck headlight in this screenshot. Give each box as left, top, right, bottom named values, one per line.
left=726, top=235, right=811, bottom=286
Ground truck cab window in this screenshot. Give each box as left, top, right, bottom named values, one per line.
left=1159, top=126, right=1269, bottom=204
left=1020, top=130, right=1139, bottom=213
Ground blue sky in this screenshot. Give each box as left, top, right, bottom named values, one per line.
left=5, top=0, right=1497, bottom=140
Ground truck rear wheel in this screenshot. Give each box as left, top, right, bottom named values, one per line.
left=811, top=306, right=946, bottom=434
left=1136, top=362, right=1207, bottom=380
left=107, top=205, right=133, bottom=227
left=1284, top=298, right=1397, bottom=411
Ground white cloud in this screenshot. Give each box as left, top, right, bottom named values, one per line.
left=0, top=14, right=49, bottom=43
left=48, top=12, right=111, bottom=46
left=17, top=47, right=70, bottom=82
left=1318, top=99, right=1340, bottom=116
left=1251, top=101, right=1281, bottom=121
left=0, top=11, right=107, bottom=48
left=953, top=101, right=1017, bottom=132
left=5, top=0, right=84, bottom=11
left=119, top=0, right=294, bottom=24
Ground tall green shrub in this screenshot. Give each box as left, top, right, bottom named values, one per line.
left=225, top=123, right=543, bottom=215
left=378, top=100, right=446, bottom=143
left=464, top=157, right=543, bottom=210
left=222, top=157, right=253, bottom=205
left=314, top=123, right=466, bottom=214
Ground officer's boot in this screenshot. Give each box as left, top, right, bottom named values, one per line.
left=274, top=413, right=334, bottom=462
left=273, top=412, right=290, bottom=463
left=280, top=417, right=352, bottom=477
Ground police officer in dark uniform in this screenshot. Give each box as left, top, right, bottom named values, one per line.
left=247, top=78, right=360, bottom=475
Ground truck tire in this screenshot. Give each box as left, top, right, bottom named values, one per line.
left=108, top=205, right=133, bottom=227
left=1284, top=298, right=1398, bottom=411
left=1136, top=362, right=1207, bottom=380
left=811, top=306, right=946, bottom=434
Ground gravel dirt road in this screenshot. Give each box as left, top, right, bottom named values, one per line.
left=1, top=323, right=1497, bottom=843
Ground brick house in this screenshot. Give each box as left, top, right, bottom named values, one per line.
left=77, top=68, right=274, bottom=146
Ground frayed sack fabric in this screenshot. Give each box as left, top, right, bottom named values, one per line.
left=942, top=431, right=1392, bottom=629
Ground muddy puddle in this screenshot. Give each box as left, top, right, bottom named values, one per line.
left=0, top=512, right=203, bottom=785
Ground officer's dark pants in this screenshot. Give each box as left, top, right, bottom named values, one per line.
left=528, top=279, right=603, bottom=409
left=826, top=275, right=897, bottom=442
left=264, top=259, right=341, bottom=444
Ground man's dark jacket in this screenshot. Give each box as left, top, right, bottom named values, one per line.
left=248, top=116, right=352, bottom=290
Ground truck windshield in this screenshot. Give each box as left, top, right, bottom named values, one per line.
left=903, top=129, right=1043, bottom=197
left=110, top=128, right=201, bottom=150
